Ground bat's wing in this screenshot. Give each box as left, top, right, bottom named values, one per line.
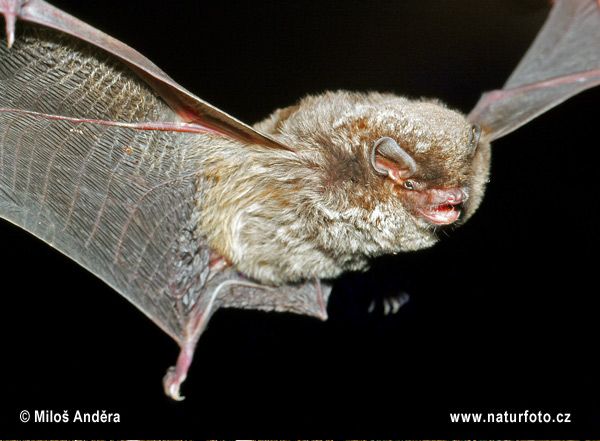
left=0, top=1, right=328, bottom=400
left=468, top=0, right=600, bottom=141
left=0, top=0, right=289, bottom=150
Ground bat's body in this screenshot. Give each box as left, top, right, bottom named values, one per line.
left=1, top=0, right=599, bottom=399
left=203, top=92, right=489, bottom=285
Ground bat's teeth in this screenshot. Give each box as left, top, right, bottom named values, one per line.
left=417, top=204, right=461, bottom=225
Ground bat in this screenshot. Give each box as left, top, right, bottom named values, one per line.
left=0, top=0, right=599, bottom=405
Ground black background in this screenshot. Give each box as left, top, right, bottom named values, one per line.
left=1, top=0, right=599, bottom=437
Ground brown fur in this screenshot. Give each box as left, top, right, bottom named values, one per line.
left=197, top=91, right=491, bottom=285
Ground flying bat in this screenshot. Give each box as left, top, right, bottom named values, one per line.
left=0, top=0, right=599, bottom=400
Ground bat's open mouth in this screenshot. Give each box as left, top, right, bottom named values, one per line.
left=417, top=203, right=461, bottom=225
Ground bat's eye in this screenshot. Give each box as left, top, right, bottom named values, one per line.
left=403, top=179, right=418, bottom=190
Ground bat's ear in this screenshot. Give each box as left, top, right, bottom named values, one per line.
left=370, top=137, right=417, bottom=182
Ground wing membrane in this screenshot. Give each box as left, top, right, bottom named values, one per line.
left=0, top=22, right=330, bottom=399
left=0, top=24, right=207, bottom=341
left=468, top=0, right=600, bottom=141
left=0, top=0, right=289, bottom=149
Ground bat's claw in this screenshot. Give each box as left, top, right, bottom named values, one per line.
left=368, top=292, right=410, bottom=315
left=0, top=0, right=25, bottom=48
left=162, top=340, right=197, bottom=401
left=163, top=366, right=187, bottom=401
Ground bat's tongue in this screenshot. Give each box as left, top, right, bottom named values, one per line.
left=418, top=204, right=460, bottom=225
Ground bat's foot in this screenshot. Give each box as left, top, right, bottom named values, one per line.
left=163, top=283, right=221, bottom=400
left=163, top=366, right=186, bottom=401
left=367, top=292, right=410, bottom=315
left=162, top=341, right=195, bottom=401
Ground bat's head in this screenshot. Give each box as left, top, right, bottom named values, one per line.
left=255, top=91, right=491, bottom=253
left=207, top=91, right=491, bottom=285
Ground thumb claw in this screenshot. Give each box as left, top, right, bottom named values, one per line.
left=0, top=0, right=24, bottom=48
left=5, top=15, right=15, bottom=48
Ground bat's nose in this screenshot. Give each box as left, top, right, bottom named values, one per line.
left=428, top=187, right=465, bottom=205
left=446, top=189, right=465, bottom=205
